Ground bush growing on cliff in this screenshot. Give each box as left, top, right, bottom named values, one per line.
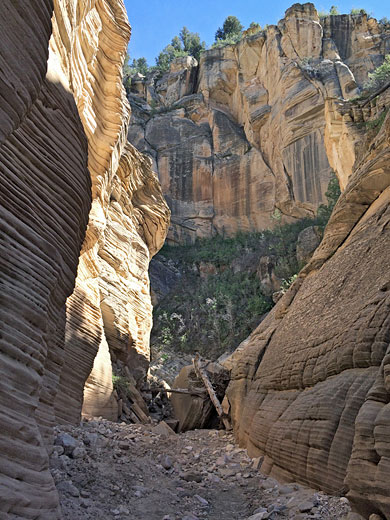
left=153, top=270, right=272, bottom=358
left=123, top=53, right=150, bottom=90
left=350, top=8, right=369, bottom=15
left=155, top=27, right=206, bottom=73
left=248, top=22, right=262, bottom=32
left=364, top=55, right=390, bottom=92
left=215, top=15, right=243, bottom=41
left=317, top=173, right=341, bottom=226
left=129, top=57, right=149, bottom=76
left=212, top=34, right=242, bottom=49
left=318, top=5, right=340, bottom=17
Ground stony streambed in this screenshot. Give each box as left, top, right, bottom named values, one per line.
left=51, top=419, right=352, bottom=520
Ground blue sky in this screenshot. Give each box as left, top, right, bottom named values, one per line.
left=124, top=1, right=388, bottom=65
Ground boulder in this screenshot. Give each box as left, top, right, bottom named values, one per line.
left=171, top=362, right=230, bottom=432
left=257, top=256, right=282, bottom=296
left=296, top=226, right=323, bottom=264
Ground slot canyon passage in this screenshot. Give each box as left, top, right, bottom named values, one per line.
left=2, top=1, right=390, bottom=519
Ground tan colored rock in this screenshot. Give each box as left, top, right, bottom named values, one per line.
left=82, top=333, right=118, bottom=421
left=226, top=100, right=390, bottom=518
left=50, top=1, right=169, bottom=426
left=172, top=362, right=230, bottom=432
left=0, top=2, right=90, bottom=516
left=257, top=256, right=282, bottom=296
left=279, top=3, right=323, bottom=60
left=296, top=226, right=322, bottom=264
left=129, top=5, right=390, bottom=243
left=0, top=0, right=169, bottom=516
left=322, top=13, right=390, bottom=86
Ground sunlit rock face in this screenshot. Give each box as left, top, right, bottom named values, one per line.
left=226, top=87, right=390, bottom=518
left=0, top=0, right=169, bottom=516
left=129, top=4, right=390, bottom=243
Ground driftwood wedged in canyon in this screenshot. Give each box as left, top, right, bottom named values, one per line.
left=128, top=3, right=390, bottom=243
left=226, top=95, right=390, bottom=518
left=0, top=0, right=169, bottom=516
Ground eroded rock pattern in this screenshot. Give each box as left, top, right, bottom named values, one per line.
left=0, top=0, right=169, bottom=516
left=226, top=89, right=390, bottom=518
left=128, top=4, right=390, bottom=243
left=49, top=0, right=169, bottom=427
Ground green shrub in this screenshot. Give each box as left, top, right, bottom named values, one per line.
left=155, top=27, right=206, bottom=73
left=365, top=107, right=389, bottom=131
left=212, top=33, right=242, bottom=49
left=248, top=22, right=261, bottom=31
left=364, top=55, right=390, bottom=92
left=318, top=5, right=340, bottom=17
left=215, top=16, right=243, bottom=41
left=317, top=172, right=341, bottom=227
left=112, top=374, right=130, bottom=394
left=350, top=8, right=368, bottom=15
left=152, top=270, right=272, bottom=358
left=318, top=10, right=329, bottom=18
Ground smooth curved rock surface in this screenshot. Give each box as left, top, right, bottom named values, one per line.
left=226, top=97, right=390, bottom=518
left=0, top=1, right=90, bottom=516
left=0, top=0, right=169, bottom=516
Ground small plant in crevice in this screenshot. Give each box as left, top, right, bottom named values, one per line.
left=280, top=274, right=299, bottom=294
left=112, top=374, right=131, bottom=395
left=361, top=108, right=390, bottom=133
left=317, top=172, right=341, bottom=228
left=364, top=55, right=390, bottom=93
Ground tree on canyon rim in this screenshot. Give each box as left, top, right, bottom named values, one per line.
left=156, top=27, right=206, bottom=72
left=215, top=15, right=243, bottom=41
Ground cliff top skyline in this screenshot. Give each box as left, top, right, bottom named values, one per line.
left=125, top=0, right=388, bottom=64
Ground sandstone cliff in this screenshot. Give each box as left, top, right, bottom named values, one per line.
left=226, top=85, right=390, bottom=518
left=128, top=5, right=390, bottom=243
left=0, top=1, right=169, bottom=517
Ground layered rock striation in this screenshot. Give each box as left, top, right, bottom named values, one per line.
left=0, top=0, right=169, bottom=517
left=226, top=86, right=390, bottom=518
left=128, top=5, right=390, bottom=243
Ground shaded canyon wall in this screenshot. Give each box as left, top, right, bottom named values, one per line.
left=0, top=0, right=169, bottom=517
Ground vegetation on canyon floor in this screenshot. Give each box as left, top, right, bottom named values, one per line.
left=151, top=176, right=340, bottom=360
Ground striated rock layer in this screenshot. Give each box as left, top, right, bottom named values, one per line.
left=226, top=87, right=390, bottom=518
left=0, top=0, right=169, bottom=517
left=129, top=4, right=390, bottom=243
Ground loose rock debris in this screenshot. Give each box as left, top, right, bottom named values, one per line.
left=52, top=419, right=352, bottom=520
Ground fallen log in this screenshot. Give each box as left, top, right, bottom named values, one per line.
left=193, top=354, right=232, bottom=431
left=150, top=387, right=206, bottom=397
left=361, top=80, right=390, bottom=107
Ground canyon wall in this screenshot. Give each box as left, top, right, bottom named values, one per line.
left=0, top=1, right=169, bottom=517
left=129, top=5, right=390, bottom=243
left=226, top=86, right=390, bottom=518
